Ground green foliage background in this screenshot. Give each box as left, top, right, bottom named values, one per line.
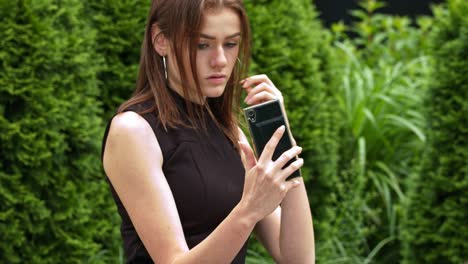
left=83, top=0, right=150, bottom=121
left=0, top=0, right=118, bottom=263
left=0, top=0, right=466, bottom=263
left=243, top=0, right=340, bottom=261
left=401, top=0, right=468, bottom=262
left=324, top=1, right=434, bottom=262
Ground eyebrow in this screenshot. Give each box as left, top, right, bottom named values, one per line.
left=199, top=32, right=241, bottom=40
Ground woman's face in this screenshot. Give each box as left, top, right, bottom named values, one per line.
left=167, top=8, right=241, bottom=100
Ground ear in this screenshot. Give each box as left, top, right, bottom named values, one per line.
left=151, top=24, right=168, bottom=57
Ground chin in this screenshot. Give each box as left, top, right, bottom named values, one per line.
left=204, top=85, right=226, bottom=98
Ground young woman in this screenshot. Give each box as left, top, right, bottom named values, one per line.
left=101, top=0, right=315, bottom=263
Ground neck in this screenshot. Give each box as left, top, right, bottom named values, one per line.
left=168, top=79, right=206, bottom=105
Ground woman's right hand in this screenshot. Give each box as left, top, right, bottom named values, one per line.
left=238, top=125, right=304, bottom=223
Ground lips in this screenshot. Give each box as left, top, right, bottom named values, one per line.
left=207, top=74, right=227, bottom=84
left=207, top=74, right=226, bottom=79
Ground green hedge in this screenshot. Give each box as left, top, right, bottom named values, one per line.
left=243, top=0, right=341, bottom=261
left=0, top=0, right=338, bottom=262
left=244, top=0, right=340, bottom=214
left=83, top=0, right=150, bottom=120
left=0, top=0, right=118, bottom=263
left=402, top=0, right=468, bottom=263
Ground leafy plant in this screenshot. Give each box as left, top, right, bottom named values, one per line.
left=323, top=0, right=433, bottom=262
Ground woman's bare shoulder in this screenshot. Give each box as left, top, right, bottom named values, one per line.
left=104, top=111, right=163, bottom=170
left=111, top=111, right=152, bottom=134
left=103, top=111, right=187, bottom=261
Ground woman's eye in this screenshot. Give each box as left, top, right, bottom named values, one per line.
left=197, top=43, right=210, bottom=50
left=225, top=42, right=238, bottom=48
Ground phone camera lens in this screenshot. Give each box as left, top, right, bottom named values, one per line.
left=247, top=110, right=256, bottom=122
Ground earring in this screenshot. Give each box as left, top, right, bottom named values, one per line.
left=163, top=56, right=168, bottom=79
left=237, top=57, right=242, bottom=66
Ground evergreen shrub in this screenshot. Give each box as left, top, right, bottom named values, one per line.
left=0, top=0, right=118, bottom=263
left=83, top=0, right=150, bottom=120
left=243, top=0, right=341, bottom=261
left=244, top=0, right=340, bottom=215
left=402, top=0, right=468, bottom=262
left=245, top=0, right=336, bottom=185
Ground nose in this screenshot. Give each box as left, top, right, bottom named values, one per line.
left=210, top=45, right=227, bottom=68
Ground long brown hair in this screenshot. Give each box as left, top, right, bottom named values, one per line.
left=118, top=0, right=251, bottom=147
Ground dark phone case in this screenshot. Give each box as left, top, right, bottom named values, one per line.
left=243, top=100, right=301, bottom=180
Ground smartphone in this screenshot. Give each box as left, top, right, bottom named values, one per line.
left=243, top=99, right=301, bottom=180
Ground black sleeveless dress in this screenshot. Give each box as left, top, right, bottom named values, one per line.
left=101, top=91, right=248, bottom=264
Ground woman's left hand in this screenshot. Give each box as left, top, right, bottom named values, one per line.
left=241, top=74, right=283, bottom=105
left=241, top=74, right=298, bottom=146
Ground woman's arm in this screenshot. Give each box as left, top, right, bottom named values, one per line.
left=103, top=111, right=301, bottom=264
left=279, top=178, right=315, bottom=263
left=254, top=183, right=315, bottom=264
left=240, top=128, right=315, bottom=263
left=241, top=75, right=315, bottom=263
